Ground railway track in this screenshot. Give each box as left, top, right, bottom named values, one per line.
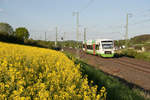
left=64, top=48, right=150, bottom=90
left=65, top=48, right=150, bottom=74
left=81, top=51, right=150, bottom=74
left=113, top=59, right=150, bottom=74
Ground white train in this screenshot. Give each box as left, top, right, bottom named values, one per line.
left=83, top=39, right=114, bottom=57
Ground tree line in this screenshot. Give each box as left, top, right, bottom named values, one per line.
left=0, top=22, right=29, bottom=40
left=0, top=22, right=82, bottom=50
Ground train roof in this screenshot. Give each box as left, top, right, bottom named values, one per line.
left=83, top=39, right=113, bottom=42
left=83, top=39, right=113, bottom=45
left=95, top=39, right=113, bottom=41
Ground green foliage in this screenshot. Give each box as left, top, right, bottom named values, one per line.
left=135, top=53, right=148, bottom=61
left=61, top=40, right=82, bottom=48
left=14, top=27, right=29, bottom=40
left=130, top=34, right=150, bottom=44
left=135, top=52, right=150, bottom=62
left=119, top=49, right=150, bottom=62
left=144, top=43, right=150, bottom=52
left=0, top=34, right=24, bottom=44
left=24, top=39, right=55, bottom=49
left=121, top=49, right=138, bottom=58
left=134, top=45, right=142, bottom=50
left=114, top=40, right=126, bottom=47
left=0, top=22, right=13, bottom=35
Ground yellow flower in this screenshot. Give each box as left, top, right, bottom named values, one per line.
left=0, top=42, right=106, bottom=99
left=100, top=86, right=106, bottom=93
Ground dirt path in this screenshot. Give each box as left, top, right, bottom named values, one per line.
left=64, top=48, right=150, bottom=91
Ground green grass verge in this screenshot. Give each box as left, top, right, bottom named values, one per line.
left=64, top=52, right=150, bottom=100
left=116, top=49, right=150, bottom=62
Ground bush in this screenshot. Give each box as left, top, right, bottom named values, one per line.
left=14, top=27, right=29, bottom=40
left=119, top=49, right=150, bottom=62
left=0, top=22, right=13, bottom=35
left=135, top=52, right=150, bottom=62
left=0, top=34, right=24, bottom=44
left=144, top=44, right=150, bottom=52
left=121, top=49, right=138, bottom=58
left=130, top=34, right=150, bottom=44
left=134, top=45, right=142, bottom=50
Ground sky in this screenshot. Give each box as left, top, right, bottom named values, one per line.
left=0, top=0, right=150, bottom=41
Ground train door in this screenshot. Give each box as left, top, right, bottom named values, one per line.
left=93, top=43, right=95, bottom=55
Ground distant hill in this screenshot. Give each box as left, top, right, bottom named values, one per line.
left=130, top=34, right=150, bottom=44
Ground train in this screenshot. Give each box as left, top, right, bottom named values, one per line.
left=82, top=39, right=114, bottom=57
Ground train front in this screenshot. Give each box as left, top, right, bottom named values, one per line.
left=100, top=40, right=114, bottom=57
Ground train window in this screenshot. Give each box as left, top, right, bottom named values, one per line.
left=83, top=44, right=85, bottom=48
left=84, top=44, right=87, bottom=48
left=95, top=45, right=99, bottom=50
left=87, top=45, right=89, bottom=49
left=91, top=45, right=93, bottom=49
left=87, top=45, right=90, bottom=49
left=87, top=45, right=92, bottom=50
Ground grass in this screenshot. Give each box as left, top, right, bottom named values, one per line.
left=116, top=49, right=150, bottom=62
left=64, top=52, right=150, bottom=100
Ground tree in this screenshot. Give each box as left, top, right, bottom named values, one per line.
left=0, top=22, right=13, bottom=35
left=14, top=27, right=30, bottom=40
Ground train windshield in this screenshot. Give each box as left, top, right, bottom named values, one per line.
left=101, top=41, right=113, bottom=49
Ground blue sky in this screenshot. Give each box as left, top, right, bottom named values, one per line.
left=0, top=0, right=150, bottom=40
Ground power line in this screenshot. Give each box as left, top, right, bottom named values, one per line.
left=130, top=18, right=150, bottom=26
left=131, top=8, right=150, bottom=17
left=79, top=0, right=95, bottom=13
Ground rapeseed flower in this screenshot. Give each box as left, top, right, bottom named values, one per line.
left=0, top=42, right=106, bottom=100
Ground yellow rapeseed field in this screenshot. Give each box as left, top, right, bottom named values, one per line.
left=0, top=42, right=106, bottom=100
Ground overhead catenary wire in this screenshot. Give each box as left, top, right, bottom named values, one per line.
left=131, top=8, right=150, bottom=17
left=79, top=0, right=95, bottom=13
left=128, top=8, right=150, bottom=25
left=130, top=18, right=150, bottom=26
